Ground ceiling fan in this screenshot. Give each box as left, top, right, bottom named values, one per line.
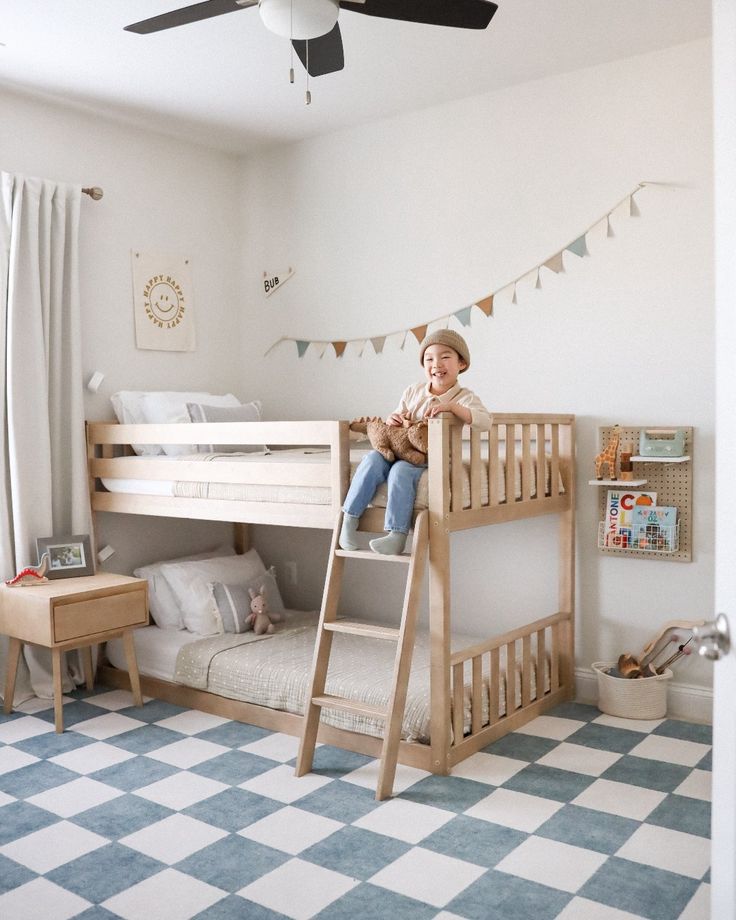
left=124, top=0, right=499, bottom=86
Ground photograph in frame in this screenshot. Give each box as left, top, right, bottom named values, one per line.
left=36, top=534, right=95, bottom=579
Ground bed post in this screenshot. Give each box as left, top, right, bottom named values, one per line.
left=428, top=417, right=452, bottom=775
left=233, top=523, right=250, bottom=554
left=558, top=417, right=576, bottom=697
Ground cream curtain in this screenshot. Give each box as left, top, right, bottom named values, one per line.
left=0, top=172, right=90, bottom=703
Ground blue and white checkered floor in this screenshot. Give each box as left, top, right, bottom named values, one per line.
left=0, top=691, right=711, bottom=920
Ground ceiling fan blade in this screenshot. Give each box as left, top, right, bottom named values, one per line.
left=292, top=24, right=345, bottom=77
left=339, top=0, right=498, bottom=29
left=124, top=0, right=257, bottom=35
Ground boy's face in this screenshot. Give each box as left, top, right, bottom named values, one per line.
left=423, top=343, right=467, bottom=394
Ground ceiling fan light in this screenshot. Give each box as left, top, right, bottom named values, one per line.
left=259, top=0, right=339, bottom=39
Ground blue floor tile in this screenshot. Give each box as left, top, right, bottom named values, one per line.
left=297, top=778, right=380, bottom=823
left=579, top=855, right=700, bottom=919
left=190, top=750, right=278, bottom=784
left=72, top=793, right=173, bottom=838
left=16, top=729, right=95, bottom=759
left=0, top=852, right=36, bottom=893
left=697, top=749, right=712, bottom=771
left=92, top=754, right=178, bottom=792
left=116, top=698, right=188, bottom=723
left=601, top=754, right=691, bottom=792
left=318, top=882, right=437, bottom=919
left=548, top=701, right=600, bottom=722
left=34, top=700, right=114, bottom=728
left=308, top=743, right=373, bottom=777
left=536, top=803, right=640, bottom=854
left=0, top=800, right=57, bottom=845
left=177, top=834, right=289, bottom=892
left=482, top=732, right=558, bottom=762
left=111, top=724, right=185, bottom=753
left=646, top=793, right=712, bottom=840
left=73, top=907, right=122, bottom=920
left=421, top=814, right=526, bottom=868
left=301, top=825, right=411, bottom=880
left=0, top=760, right=78, bottom=798
left=184, top=787, right=283, bottom=831
left=447, top=868, right=571, bottom=920
left=566, top=722, right=645, bottom=754
left=196, top=720, right=271, bottom=748
left=400, top=774, right=493, bottom=812
left=501, top=762, right=595, bottom=802
left=193, top=894, right=288, bottom=919
left=653, top=719, right=712, bottom=745
left=46, top=842, right=163, bottom=902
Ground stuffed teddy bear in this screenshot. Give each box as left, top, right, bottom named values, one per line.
left=349, top=416, right=429, bottom=466
left=247, top=585, right=282, bottom=635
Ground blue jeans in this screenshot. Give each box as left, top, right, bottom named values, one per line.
left=343, top=450, right=427, bottom=534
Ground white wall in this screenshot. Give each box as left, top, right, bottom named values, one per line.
left=0, top=88, right=243, bottom=573
left=239, top=39, right=715, bottom=701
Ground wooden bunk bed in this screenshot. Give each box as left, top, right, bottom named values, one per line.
left=87, top=412, right=576, bottom=776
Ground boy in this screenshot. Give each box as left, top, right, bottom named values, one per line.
left=340, top=330, right=491, bottom=555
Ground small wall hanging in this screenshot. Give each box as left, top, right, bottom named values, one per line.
left=263, top=266, right=295, bottom=297
left=132, top=250, right=195, bottom=351
left=267, top=181, right=663, bottom=360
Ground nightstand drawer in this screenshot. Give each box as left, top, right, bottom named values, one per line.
left=53, top=590, right=147, bottom=642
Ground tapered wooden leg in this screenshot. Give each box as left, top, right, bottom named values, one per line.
left=82, top=647, right=95, bottom=691
left=52, top=648, right=64, bottom=732
left=3, top=638, right=22, bottom=714
left=122, top=630, right=143, bottom=706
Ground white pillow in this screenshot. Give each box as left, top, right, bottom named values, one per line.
left=140, top=391, right=241, bottom=456
left=110, top=391, right=162, bottom=456
left=159, top=549, right=267, bottom=635
left=133, top=544, right=236, bottom=629
left=186, top=400, right=264, bottom=453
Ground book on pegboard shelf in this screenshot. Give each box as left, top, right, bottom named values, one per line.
left=631, top=506, right=678, bottom=552
left=603, top=489, right=657, bottom=548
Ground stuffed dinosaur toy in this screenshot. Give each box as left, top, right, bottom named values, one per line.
left=350, top=416, right=429, bottom=466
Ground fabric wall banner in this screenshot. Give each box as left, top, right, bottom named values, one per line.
left=296, top=340, right=310, bottom=357
left=566, top=236, right=589, bottom=258
left=411, top=324, right=428, bottom=343
left=371, top=336, right=386, bottom=354
left=132, top=250, right=195, bottom=352
left=543, top=252, right=565, bottom=274
left=332, top=341, right=347, bottom=358
left=455, top=307, right=472, bottom=326
left=476, top=295, right=494, bottom=316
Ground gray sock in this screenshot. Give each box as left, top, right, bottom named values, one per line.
left=369, top=531, right=407, bottom=555
left=339, top=513, right=360, bottom=550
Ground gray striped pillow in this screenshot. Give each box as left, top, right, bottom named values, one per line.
left=186, top=400, right=265, bottom=453
left=209, top=569, right=284, bottom=634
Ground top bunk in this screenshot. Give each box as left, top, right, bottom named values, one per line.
left=87, top=413, right=575, bottom=533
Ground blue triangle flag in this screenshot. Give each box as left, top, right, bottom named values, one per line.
left=566, top=235, right=588, bottom=258
left=455, top=306, right=472, bottom=327
left=296, top=340, right=310, bottom=357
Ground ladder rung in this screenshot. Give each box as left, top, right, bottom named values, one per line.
left=311, top=694, right=388, bottom=719
left=335, top=549, right=411, bottom=563
left=325, top=620, right=401, bottom=641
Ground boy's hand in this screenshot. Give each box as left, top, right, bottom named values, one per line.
left=425, top=402, right=472, bottom=425
left=387, top=413, right=407, bottom=426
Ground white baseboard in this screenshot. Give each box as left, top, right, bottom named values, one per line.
left=574, top=666, right=713, bottom=725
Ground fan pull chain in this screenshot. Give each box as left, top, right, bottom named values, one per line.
left=305, top=39, right=311, bottom=104
left=289, top=0, right=294, bottom=83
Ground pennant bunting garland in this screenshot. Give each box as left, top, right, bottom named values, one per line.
left=268, top=182, right=653, bottom=359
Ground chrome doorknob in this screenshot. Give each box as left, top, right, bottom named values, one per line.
left=692, top=614, right=731, bottom=661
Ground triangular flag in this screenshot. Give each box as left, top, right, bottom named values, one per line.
left=355, top=339, right=367, bottom=357
left=455, top=306, right=472, bottom=326
left=476, top=295, right=494, bottom=316
left=566, top=235, right=588, bottom=258
left=543, top=252, right=565, bottom=274
left=534, top=269, right=542, bottom=290
left=399, top=331, right=408, bottom=350
left=296, top=340, right=310, bottom=358
left=313, top=342, right=327, bottom=358
left=511, top=284, right=518, bottom=305
left=332, top=341, right=347, bottom=358
left=629, top=194, right=641, bottom=217
left=411, top=324, right=428, bottom=343
left=371, top=336, right=386, bottom=354
left=607, top=215, right=615, bottom=238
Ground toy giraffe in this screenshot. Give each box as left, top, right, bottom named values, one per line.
left=594, top=425, right=620, bottom=480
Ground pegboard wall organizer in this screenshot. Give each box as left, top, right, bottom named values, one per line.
left=592, top=425, right=693, bottom=562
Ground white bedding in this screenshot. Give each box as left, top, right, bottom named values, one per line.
left=100, top=446, right=557, bottom=509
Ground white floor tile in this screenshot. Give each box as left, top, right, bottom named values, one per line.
left=0, top=745, right=39, bottom=774
left=134, top=770, right=228, bottom=810
left=369, top=846, right=485, bottom=908
left=102, top=868, right=225, bottom=920
left=465, top=787, right=563, bottom=832
left=514, top=715, right=585, bottom=740
left=555, top=896, right=645, bottom=919
left=120, top=813, right=228, bottom=864
left=0, top=715, right=54, bottom=743
left=433, top=913, right=469, bottom=920
left=615, top=824, right=710, bottom=879
left=49, top=740, right=135, bottom=774
left=144, top=737, right=229, bottom=768
left=536, top=742, right=622, bottom=777
left=238, top=857, right=358, bottom=920
left=84, top=689, right=150, bottom=711
left=0, top=877, right=91, bottom=920
left=340, top=760, right=430, bottom=793
left=0, top=790, right=15, bottom=808
left=571, top=778, right=666, bottom=821
left=27, top=776, right=123, bottom=817
left=449, top=751, right=527, bottom=785
left=0, top=820, right=107, bottom=873
left=593, top=713, right=665, bottom=734
left=675, top=768, right=712, bottom=802
left=240, top=763, right=333, bottom=803
left=629, top=734, right=711, bottom=767
left=239, top=805, right=343, bottom=855
left=71, top=712, right=146, bottom=739
left=353, top=798, right=455, bottom=844
left=679, top=883, right=711, bottom=920
left=495, top=835, right=607, bottom=893
left=154, top=710, right=229, bottom=735
left=240, top=731, right=305, bottom=762
left=14, top=696, right=57, bottom=714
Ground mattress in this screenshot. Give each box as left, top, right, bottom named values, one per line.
left=106, top=613, right=546, bottom=743
left=100, top=446, right=557, bottom=509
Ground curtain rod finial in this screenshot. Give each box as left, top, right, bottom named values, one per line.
left=82, top=186, right=103, bottom=200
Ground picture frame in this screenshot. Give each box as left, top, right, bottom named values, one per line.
left=36, top=534, right=95, bottom=579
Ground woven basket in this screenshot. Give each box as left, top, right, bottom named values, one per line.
left=592, top=661, right=672, bottom=720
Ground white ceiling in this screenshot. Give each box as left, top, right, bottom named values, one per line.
left=0, top=1, right=710, bottom=155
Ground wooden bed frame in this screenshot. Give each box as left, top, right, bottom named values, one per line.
left=88, top=413, right=576, bottom=775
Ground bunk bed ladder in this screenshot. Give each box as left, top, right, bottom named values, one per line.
left=295, top=510, right=429, bottom=800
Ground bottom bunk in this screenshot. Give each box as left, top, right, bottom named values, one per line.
left=100, top=608, right=573, bottom=773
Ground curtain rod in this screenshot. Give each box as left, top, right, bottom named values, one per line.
left=82, top=187, right=103, bottom=200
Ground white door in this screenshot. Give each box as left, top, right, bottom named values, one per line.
left=711, top=1, right=736, bottom=914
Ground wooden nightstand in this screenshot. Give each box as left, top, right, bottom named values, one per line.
left=0, top=572, right=148, bottom=732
